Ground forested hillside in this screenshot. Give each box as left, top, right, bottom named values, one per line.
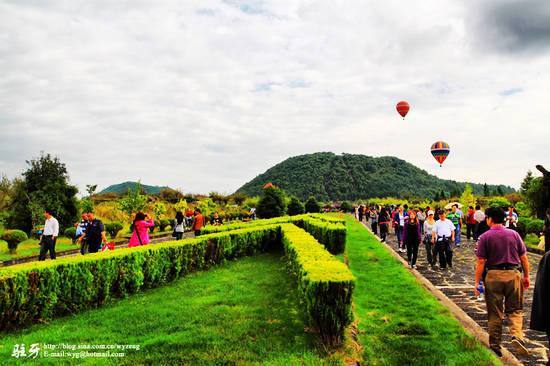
left=237, top=152, right=514, bottom=201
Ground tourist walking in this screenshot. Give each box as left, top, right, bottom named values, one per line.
left=129, top=212, right=154, bottom=247
left=370, top=206, right=379, bottom=235
left=474, top=207, right=530, bottom=357
left=530, top=251, right=550, bottom=365
left=39, top=208, right=59, bottom=261
left=173, top=211, right=185, bottom=240
left=393, top=206, right=407, bottom=252
left=544, top=209, right=550, bottom=253
left=466, top=206, right=477, bottom=241
left=417, top=208, right=426, bottom=235
left=80, top=212, right=108, bottom=253
left=505, top=206, right=519, bottom=231
left=192, top=208, right=205, bottom=236
left=447, top=205, right=462, bottom=246
left=423, top=210, right=437, bottom=268
left=474, top=205, right=486, bottom=241
left=403, top=210, right=422, bottom=268
left=75, top=213, right=88, bottom=254
left=378, top=207, right=391, bottom=242
left=432, top=210, right=455, bottom=269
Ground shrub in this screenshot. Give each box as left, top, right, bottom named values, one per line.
left=305, top=196, right=321, bottom=213
left=160, top=218, right=172, bottom=232
left=105, top=222, right=124, bottom=238
left=280, top=224, right=354, bottom=346
left=257, top=187, right=286, bottom=219
left=64, top=227, right=76, bottom=239
left=526, top=218, right=544, bottom=235
left=0, top=229, right=28, bottom=254
left=287, top=196, right=305, bottom=216
left=340, top=201, right=353, bottom=213
left=487, top=197, right=511, bottom=210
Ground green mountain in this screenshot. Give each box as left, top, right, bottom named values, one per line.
left=99, top=181, right=171, bottom=195
left=236, top=152, right=514, bottom=201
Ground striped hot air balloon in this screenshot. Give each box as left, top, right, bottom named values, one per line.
left=430, top=141, right=450, bottom=167
left=396, top=101, right=410, bottom=119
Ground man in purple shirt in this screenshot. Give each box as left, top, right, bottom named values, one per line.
left=474, top=207, right=530, bottom=357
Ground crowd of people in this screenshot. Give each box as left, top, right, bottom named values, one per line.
left=355, top=203, right=550, bottom=362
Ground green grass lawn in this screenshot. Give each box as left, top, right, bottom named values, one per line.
left=0, top=252, right=343, bottom=365
left=0, top=237, right=76, bottom=262
left=343, top=215, right=500, bottom=365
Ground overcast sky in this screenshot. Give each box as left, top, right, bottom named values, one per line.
left=1, top=0, right=549, bottom=195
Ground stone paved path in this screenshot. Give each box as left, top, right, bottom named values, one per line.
left=362, top=221, right=549, bottom=366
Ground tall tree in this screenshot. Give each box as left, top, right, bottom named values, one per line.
left=520, top=171, right=534, bottom=197
left=8, top=153, right=78, bottom=233
left=483, top=183, right=490, bottom=197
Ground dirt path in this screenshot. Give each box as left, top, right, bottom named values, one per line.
left=361, top=220, right=549, bottom=366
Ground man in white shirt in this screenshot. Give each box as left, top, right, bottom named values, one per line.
left=432, top=210, right=456, bottom=269
left=39, top=208, right=59, bottom=261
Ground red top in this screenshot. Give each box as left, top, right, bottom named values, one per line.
left=193, top=214, right=204, bottom=231
left=466, top=209, right=477, bottom=225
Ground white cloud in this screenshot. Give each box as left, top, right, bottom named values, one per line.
left=0, top=0, right=549, bottom=194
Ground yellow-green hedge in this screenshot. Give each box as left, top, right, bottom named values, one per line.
left=200, top=214, right=346, bottom=254
left=0, top=225, right=280, bottom=331
left=280, top=224, right=355, bottom=346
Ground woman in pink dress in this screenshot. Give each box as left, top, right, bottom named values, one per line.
left=129, top=212, right=155, bottom=247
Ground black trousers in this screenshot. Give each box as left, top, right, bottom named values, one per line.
left=80, top=239, right=88, bottom=255
left=545, top=232, right=550, bottom=253
left=405, top=239, right=419, bottom=266
left=435, top=239, right=452, bottom=268
left=379, top=224, right=388, bottom=242
left=466, top=223, right=476, bottom=240
left=175, top=232, right=183, bottom=240
left=39, top=236, right=56, bottom=260
left=88, top=240, right=101, bottom=253
left=371, top=222, right=378, bottom=235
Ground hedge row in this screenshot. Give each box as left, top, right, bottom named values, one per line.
left=0, top=221, right=354, bottom=346
left=280, top=224, right=355, bottom=346
left=200, top=214, right=347, bottom=254
left=0, top=225, right=280, bottom=331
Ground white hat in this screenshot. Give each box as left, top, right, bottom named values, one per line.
left=428, top=210, right=435, bottom=216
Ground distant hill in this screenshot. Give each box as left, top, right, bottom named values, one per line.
left=236, top=152, right=515, bottom=201
left=99, top=181, right=171, bottom=195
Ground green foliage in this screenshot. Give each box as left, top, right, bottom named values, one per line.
left=0, top=225, right=280, bottom=331
left=158, top=188, right=184, bottom=203
left=79, top=197, right=94, bottom=213
left=159, top=219, right=171, bottom=232
left=287, top=196, right=305, bottom=216
left=520, top=171, right=534, bottom=197
left=460, top=184, right=476, bottom=209
left=118, top=182, right=148, bottom=218
left=152, top=201, right=167, bottom=219
left=518, top=217, right=544, bottom=238
left=487, top=196, right=511, bottom=209
left=257, top=187, right=286, bottom=219
left=0, top=229, right=28, bottom=254
left=524, top=177, right=546, bottom=218
left=100, top=181, right=171, bottom=195
left=85, top=184, right=97, bottom=197
left=304, top=196, right=321, bottom=213
left=236, top=152, right=514, bottom=201
left=340, top=201, right=352, bottom=212
left=7, top=153, right=79, bottom=233
left=483, top=183, right=490, bottom=197
left=64, top=227, right=76, bottom=239
left=104, top=222, right=124, bottom=238
left=281, top=224, right=354, bottom=346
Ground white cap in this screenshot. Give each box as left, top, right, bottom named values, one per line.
left=428, top=210, right=435, bottom=216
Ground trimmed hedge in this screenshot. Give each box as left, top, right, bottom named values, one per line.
left=0, top=230, right=28, bottom=254
left=0, top=225, right=280, bottom=331
left=0, top=221, right=354, bottom=347
left=64, top=227, right=76, bottom=239
left=280, top=224, right=354, bottom=346
left=200, top=214, right=347, bottom=254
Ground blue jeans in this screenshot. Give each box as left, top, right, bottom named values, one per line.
left=455, top=225, right=461, bottom=245
left=396, top=225, right=404, bottom=247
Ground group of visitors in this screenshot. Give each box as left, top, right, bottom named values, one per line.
left=356, top=203, right=550, bottom=362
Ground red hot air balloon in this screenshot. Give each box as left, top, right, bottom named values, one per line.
left=430, top=141, right=450, bottom=167
left=396, top=101, right=410, bottom=119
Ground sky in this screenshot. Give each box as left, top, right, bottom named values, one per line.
left=1, top=0, right=549, bottom=195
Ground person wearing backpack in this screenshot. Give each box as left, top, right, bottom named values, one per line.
left=129, top=212, right=155, bottom=247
